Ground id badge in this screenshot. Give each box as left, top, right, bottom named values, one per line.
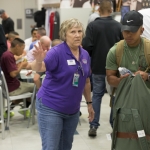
left=72, top=73, right=80, bottom=87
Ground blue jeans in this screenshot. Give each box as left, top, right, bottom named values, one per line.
left=36, top=98, right=79, bottom=150
left=90, top=74, right=106, bottom=128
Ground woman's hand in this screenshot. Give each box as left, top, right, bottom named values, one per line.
left=33, top=42, right=47, bottom=62
left=87, top=104, right=95, bottom=122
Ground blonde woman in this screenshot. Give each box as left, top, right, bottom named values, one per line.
left=31, top=18, right=94, bottom=150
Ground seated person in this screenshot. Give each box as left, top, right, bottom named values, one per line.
left=33, top=39, right=62, bottom=90
left=27, top=36, right=51, bottom=62
left=7, top=31, right=26, bottom=61
left=29, top=27, right=46, bottom=50
left=7, top=31, right=19, bottom=50
left=24, top=27, right=38, bottom=53
left=1, top=38, right=34, bottom=118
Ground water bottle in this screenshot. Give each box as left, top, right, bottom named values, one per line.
left=118, top=67, right=133, bottom=76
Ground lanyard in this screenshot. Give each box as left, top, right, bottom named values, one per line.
left=76, top=61, right=84, bottom=76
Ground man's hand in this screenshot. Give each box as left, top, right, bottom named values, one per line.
left=120, top=73, right=130, bottom=80
left=21, top=61, right=28, bottom=69
left=106, top=70, right=130, bottom=87
left=17, top=62, right=21, bottom=68
left=87, top=104, right=95, bottom=122
left=135, top=71, right=148, bottom=81
left=32, top=37, right=37, bottom=42
left=10, top=61, right=28, bottom=78
left=33, top=42, right=47, bottom=62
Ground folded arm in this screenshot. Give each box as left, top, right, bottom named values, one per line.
left=10, top=61, right=28, bottom=78
left=106, top=69, right=129, bottom=87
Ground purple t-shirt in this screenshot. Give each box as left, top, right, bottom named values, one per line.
left=1, top=51, right=20, bottom=92
left=37, top=42, right=91, bottom=114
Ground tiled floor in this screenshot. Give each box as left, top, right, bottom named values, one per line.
left=0, top=93, right=112, bottom=150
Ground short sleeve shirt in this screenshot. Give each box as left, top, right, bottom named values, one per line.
left=37, top=42, right=91, bottom=114
left=24, top=37, right=32, bottom=52
left=27, top=42, right=38, bottom=62
left=106, top=38, right=148, bottom=72
left=1, top=51, right=20, bottom=92
left=106, top=38, right=150, bottom=88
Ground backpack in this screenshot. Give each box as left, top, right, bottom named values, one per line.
left=111, top=38, right=150, bottom=150
left=116, top=38, right=150, bottom=70
left=112, top=74, right=150, bottom=150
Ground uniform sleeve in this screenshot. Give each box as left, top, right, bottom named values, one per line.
left=106, top=45, right=118, bottom=71
left=82, top=23, right=94, bottom=57
left=3, top=55, right=17, bottom=73
left=0, top=25, right=7, bottom=58
left=44, top=48, right=58, bottom=72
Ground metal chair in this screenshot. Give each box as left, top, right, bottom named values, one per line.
left=27, top=85, right=36, bottom=128
left=0, top=71, right=36, bottom=130
left=27, top=74, right=45, bottom=128
left=0, top=80, right=5, bottom=139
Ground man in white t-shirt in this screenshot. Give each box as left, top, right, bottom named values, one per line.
left=24, top=27, right=38, bottom=52
left=138, top=8, right=150, bottom=40
left=27, top=36, right=51, bottom=62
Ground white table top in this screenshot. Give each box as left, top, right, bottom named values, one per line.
left=20, top=69, right=36, bottom=79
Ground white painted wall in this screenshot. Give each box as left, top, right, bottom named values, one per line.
left=39, top=0, right=92, bottom=30
left=37, top=0, right=43, bottom=10
left=0, top=0, right=92, bottom=39
left=41, top=0, right=60, bottom=4
left=24, top=0, right=38, bottom=39
left=0, top=0, right=25, bottom=39
left=60, top=8, right=91, bottom=30
left=41, top=0, right=92, bottom=29
left=0, top=0, right=38, bottom=39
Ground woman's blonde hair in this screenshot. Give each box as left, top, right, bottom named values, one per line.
left=59, top=18, right=85, bottom=41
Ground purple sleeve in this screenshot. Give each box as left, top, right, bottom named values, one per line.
left=44, top=48, right=58, bottom=72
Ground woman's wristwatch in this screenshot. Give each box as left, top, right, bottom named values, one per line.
left=86, top=101, right=92, bottom=105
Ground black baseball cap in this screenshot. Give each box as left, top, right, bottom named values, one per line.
left=121, top=10, right=143, bottom=32
left=0, top=9, right=5, bottom=16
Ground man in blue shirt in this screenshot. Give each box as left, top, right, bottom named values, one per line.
left=29, top=27, right=46, bottom=50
